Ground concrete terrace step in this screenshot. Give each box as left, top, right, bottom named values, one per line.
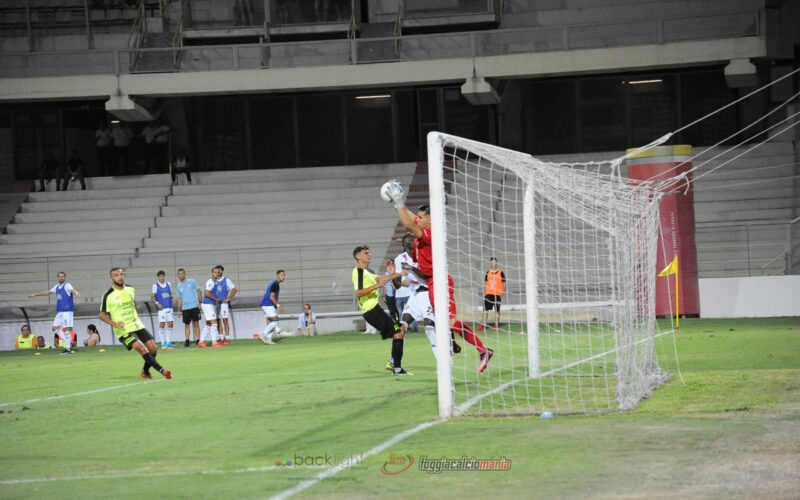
left=694, top=197, right=797, bottom=213
left=693, top=185, right=797, bottom=203
left=154, top=209, right=392, bottom=228
left=142, top=227, right=394, bottom=249
left=20, top=196, right=166, bottom=213
left=137, top=238, right=391, bottom=255
left=0, top=238, right=142, bottom=257
left=161, top=197, right=387, bottom=217
left=187, top=163, right=416, bottom=185
left=83, top=174, right=172, bottom=190
left=14, top=206, right=160, bottom=223
left=1, top=227, right=149, bottom=244
left=28, top=186, right=171, bottom=202
left=149, top=217, right=396, bottom=238
left=171, top=176, right=411, bottom=196
left=6, top=217, right=155, bottom=234
left=166, top=187, right=377, bottom=207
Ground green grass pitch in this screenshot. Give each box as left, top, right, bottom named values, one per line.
left=1, top=317, right=798, bottom=499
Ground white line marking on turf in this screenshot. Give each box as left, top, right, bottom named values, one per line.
left=0, top=464, right=327, bottom=485
left=0, top=380, right=164, bottom=408
left=269, top=419, right=443, bottom=500
left=270, top=329, right=679, bottom=499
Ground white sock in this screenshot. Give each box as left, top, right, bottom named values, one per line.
left=166, top=328, right=172, bottom=343
left=158, top=328, right=165, bottom=344
left=210, top=324, right=218, bottom=343
left=424, top=325, right=437, bottom=355
left=265, top=321, right=278, bottom=341
left=201, top=325, right=209, bottom=342
left=64, top=331, right=72, bottom=350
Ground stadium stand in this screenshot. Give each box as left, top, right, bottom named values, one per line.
left=0, top=163, right=417, bottom=310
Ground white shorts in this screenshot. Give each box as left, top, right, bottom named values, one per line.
left=201, top=303, right=218, bottom=321
left=219, top=303, right=230, bottom=319
left=53, top=311, right=74, bottom=329
left=402, top=290, right=434, bottom=323
left=262, top=305, right=278, bottom=318
left=158, top=308, right=174, bottom=323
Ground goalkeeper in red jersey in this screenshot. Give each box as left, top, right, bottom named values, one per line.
left=384, top=180, right=493, bottom=373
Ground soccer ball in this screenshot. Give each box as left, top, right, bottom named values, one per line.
left=380, top=180, right=398, bottom=203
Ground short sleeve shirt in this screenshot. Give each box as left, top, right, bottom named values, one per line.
left=176, top=278, right=200, bottom=310
left=101, top=286, right=146, bottom=336
left=352, top=267, right=379, bottom=313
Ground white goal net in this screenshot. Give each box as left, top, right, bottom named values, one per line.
left=427, top=132, right=670, bottom=418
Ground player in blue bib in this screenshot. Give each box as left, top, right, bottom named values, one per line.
left=151, top=270, right=176, bottom=348
left=29, top=271, right=81, bottom=354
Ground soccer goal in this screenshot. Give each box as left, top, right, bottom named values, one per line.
left=427, top=132, right=670, bottom=418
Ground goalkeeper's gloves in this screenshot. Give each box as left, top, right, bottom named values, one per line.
left=387, top=180, right=406, bottom=209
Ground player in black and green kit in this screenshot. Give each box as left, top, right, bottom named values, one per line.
left=352, top=244, right=410, bottom=375
left=100, top=268, right=172, bottom=380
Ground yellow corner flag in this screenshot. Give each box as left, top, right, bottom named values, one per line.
left=657, top=255, right=679, bottom=328
left=657, top=256, right=678, bottom=277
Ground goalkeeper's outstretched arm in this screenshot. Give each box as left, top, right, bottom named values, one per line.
left=396, top=207, right=422, bottom=238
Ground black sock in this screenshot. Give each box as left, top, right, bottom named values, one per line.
left=142, top=353, right=163, bottom=373
left=391, top=339, right=404, bottom=369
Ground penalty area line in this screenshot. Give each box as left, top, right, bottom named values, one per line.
left=0, top=380, right=165, bottom=408
left=270, top=419, right=443, bottom=500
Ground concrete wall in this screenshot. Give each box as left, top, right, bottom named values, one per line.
left=699, top=276, right=800, bottom=318
left=0, top=308, right=363, bottom=351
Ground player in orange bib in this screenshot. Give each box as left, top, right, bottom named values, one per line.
left=478, top=257, right=506, bottom=331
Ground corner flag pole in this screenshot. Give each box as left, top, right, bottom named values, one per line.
left=657, top=255, right=680, bottom=329
left=675, top=257, right=680, bottom=330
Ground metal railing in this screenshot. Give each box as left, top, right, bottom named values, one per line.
left=0, top=240, right=399, bottom=312
left=126, top=0, right=147, bottom=70
left=0, top=8, right=762, bottom=77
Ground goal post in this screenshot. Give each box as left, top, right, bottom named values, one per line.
left=426, top=131, right=669, bottom=419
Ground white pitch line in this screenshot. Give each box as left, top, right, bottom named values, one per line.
left=270, top=419, right=443, bottom=500
left=0, top=464, right=327, bottom=485
left=0, top=380, right=164, bottom=408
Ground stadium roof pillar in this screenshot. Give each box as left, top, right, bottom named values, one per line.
left=461, top=77, right=501, bottom=105
left=105, top=94, right=154, bottom=122
left=724, top=58, right=759, bottom=88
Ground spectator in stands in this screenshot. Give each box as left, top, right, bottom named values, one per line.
left=38, top=151, right=63, bottom=192
left=142, top=121, right=160, bottom=174
left=15, top=325, right=35, bottom=349
left=111, top=121, right=133, bottom=175
left=142, top=121, right=171, bottom=174
left=171, top=149, right=192, bottom=184
left=95, top=121, right=112, bottom=176
left=84, top=324, right=101, bottom=347
left=297, top=303, right=318, bottom=336
left=63, top=149, right=87, bottom=191
left=382, top=259, right=399, bottom=322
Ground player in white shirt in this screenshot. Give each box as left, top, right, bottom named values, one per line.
left=396, top=234, right=461, bottom=357
left=150, top=270, right=176, bottom=348
left=29, top=271, right=80, bottom=354
left=216, top=266, right=237, bottom=344
left=200, top=266, right=224, bottom=348
left=393, top=235, right=415, bottom=323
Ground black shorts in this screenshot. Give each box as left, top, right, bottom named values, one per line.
left=118, top=328, right=154, bottom=350
left=363, top=306, right=402, bottom=340
left=484, top=294, right=502, bottom=312
left=182, top=307, right=201, bottom=325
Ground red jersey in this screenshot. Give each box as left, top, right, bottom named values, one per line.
left=413, top=228, right=434, bottom=277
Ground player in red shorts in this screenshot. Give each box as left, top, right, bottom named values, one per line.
left=386, top=181, right=493, bottom=372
